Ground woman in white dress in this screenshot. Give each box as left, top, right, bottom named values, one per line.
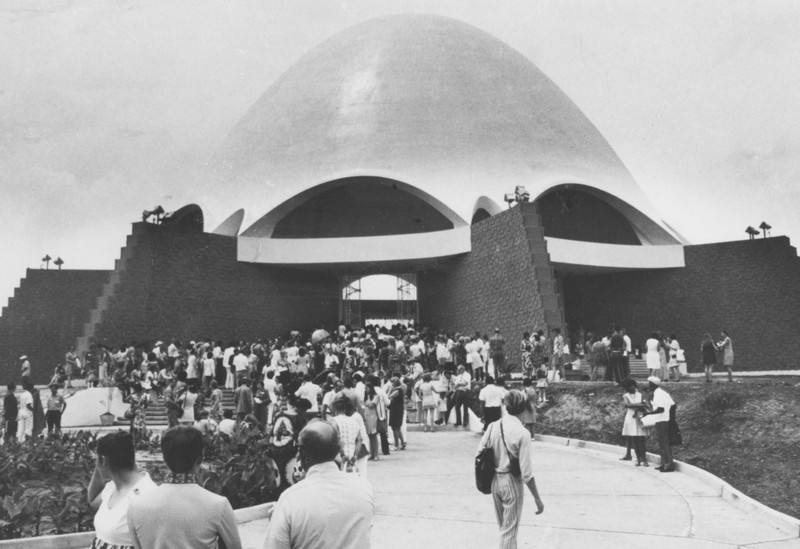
left=645, top=333, right=661, bottom=378
left=621, top=378, right=648, bottom=466
left=716, top=330, right=734, bottom=382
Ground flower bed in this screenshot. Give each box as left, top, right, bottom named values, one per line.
left=0, top=429, right=282, bottom=539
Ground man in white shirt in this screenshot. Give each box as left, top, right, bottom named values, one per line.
left=264, top=421, right=374, bottom=548
left=641, top=377, right=676, bottom=473
left=295, top=374, right=322, bottom=416
left=232, top=349, right=249, bottom=384
left=478, top=376, right=507, bottom=431
left=622, top=328, right=633, bottom=379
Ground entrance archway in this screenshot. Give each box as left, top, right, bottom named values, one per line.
left=340, top=274, right=418, bottom=328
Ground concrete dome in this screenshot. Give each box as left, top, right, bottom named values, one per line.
left=214, top=14, right=681, bottom=265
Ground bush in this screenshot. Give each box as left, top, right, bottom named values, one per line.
left=700, top=389, right=746, bottom=415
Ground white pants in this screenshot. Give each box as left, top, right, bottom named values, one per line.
left=17, top=415, right=33, bottom=441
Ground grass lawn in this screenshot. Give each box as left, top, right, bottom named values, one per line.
left=535, top=377, right=800, bottom=519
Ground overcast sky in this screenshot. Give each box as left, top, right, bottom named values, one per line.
left=1, top=0, right=799, bottom=306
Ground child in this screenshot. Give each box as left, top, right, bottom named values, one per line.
left=535, top=364, right=548, bottom=404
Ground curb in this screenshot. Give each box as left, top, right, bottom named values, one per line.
left=534, top=433, right=800, bottom=538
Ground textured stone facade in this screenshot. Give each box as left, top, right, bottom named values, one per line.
left=562, top=237, right=800, bottom=371
left=419, top=204, right=556, bottom=367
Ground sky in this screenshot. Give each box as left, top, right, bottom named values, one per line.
left=1, top=0, right=799, bottom=306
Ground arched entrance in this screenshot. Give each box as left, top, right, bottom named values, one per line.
left=340, top=274, right=418, bottom=328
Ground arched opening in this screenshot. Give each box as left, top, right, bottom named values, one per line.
left=536, top=188, right=641, bottom=245
left=471, top=208, right=491, bottom=224
left=340, top=274, right=417, bottom=328
left=272, top=176, right=454, bottom=239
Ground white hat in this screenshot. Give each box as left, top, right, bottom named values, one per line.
left=19, top=355, right=28, bottom=360
left=647, top=376, right=661, bottom=386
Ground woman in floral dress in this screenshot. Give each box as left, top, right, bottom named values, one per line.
left=126, top=382, right=149, bottom=442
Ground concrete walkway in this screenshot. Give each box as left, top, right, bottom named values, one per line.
left=238, top=429, right=800, bottom=548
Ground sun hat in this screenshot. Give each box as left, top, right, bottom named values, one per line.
left=647, top=376, right=661, bottom=386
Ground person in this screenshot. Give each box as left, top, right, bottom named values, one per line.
left=387, top=377, right=406, bottom=450
left=16, top=383, right=34, bottom=442
left=416, top=373, right=437, bottom=432
left=477, top=390, right=545, bottom=548
left=209, top=379, right=223, bottom=421
left=667, top=335, right=682, bottom=382
left=701, top=333, right=717, bottom=382
left=519, top=378, right=537, bottom=437
left=218, top=409, right=237, bottom=437
left=551, top=328, right=566, bottom=382
left=234, top=377, right=254, bottom=422
left=270, top=396, right=310, bottom=486
left=489, top=328, right=506, bottom=377
left=45, top=384, right=67, bottom=437
left=88, top=431, right=157, bottom=549
left=329, top=396, right=363, bottom=473
left=193, top=410, right=218, bottom=435
left=605, top=326, right=625, bottom=384
left=534, top=364, right=547, bottom=404
left=263, top=421, right=375, bottom=549
left=716, top=330, right=734, bottom=382
left=128, top=426, right=242, bottom=549
left=295, top=373, right=322, bottom=419
left=3, top=383, right=18, bottom=444
left=126, top=382, right=149, bottom=442
left=19, top=355, right=31, bottom=385
left=645, top=332, right=661, bottom=379
left=478, top=376, right=506, bottom=432
left=641, top=377, right=676, bottom=473
left=620, top=378, right=648, bottom=466
left=363, top=382, right=383, bottom=460
left=450, top=364, right=472, bottom=428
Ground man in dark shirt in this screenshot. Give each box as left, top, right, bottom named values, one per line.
left=607, top=326, right=626, bottom=385
left=3, top=383, right=18, bottom=443
left=489, top=328, right=506, bottom=376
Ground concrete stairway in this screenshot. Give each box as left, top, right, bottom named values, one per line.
left=139, top=388, right=236, bottom=426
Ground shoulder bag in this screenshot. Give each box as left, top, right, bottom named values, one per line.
left=500, top=421, right=521, bottom=477
left=475, top=424, right=495, bottom=494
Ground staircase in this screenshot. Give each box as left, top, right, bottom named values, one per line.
left=140, top=388, right=235, bottom=426
left=75, top=226, right=144, bottom=355
left=519, top=203, right=565, bottom=331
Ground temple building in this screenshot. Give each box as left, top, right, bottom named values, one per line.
left=2, top=15, right=799, bottom=383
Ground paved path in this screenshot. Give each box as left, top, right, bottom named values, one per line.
left=236, top=428, right=800, bottom=548
left=362, top=430, right=799, bottom=549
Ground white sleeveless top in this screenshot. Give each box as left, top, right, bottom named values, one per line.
left=94, top=473, right=157, bottom=545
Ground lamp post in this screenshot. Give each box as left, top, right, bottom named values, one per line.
left=758, top=221, right=771, bottom=238
left=54, top=257, right=64, bottom=270
left=745, top=226, right=760, bottom=240
left=42, top=254, right=52, bottom=270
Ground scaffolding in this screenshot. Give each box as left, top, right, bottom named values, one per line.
left=396, top=273, right=418, bottom=326
left=341, top=275, right=362, bottom=328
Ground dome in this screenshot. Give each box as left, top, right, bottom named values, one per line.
left=214, top=14, right=681, bottom=266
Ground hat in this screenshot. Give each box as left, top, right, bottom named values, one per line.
left=647, top=376, right=661, bottom=386
left=494, top=327, right=501, bottom=332
left=155, top=341, right=164, bottom=346
left=19, top=355, right=28, bottom=360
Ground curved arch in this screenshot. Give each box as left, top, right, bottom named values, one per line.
left=212, top=208, right=245, bottom=237
left=471, top=196, right=502, bottom=224
left=242, top=175, right=468, bottom=238
left=161, top=204, right=204, bottom=232
left=534, top=183, right=681, bottom=246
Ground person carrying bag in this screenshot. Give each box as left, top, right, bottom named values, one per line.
left=476, top=390, right=545, bottom=548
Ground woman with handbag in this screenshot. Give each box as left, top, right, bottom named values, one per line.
left=477, top=390, right=544, bottom=549
left=329, top=396, right=365, bottom=474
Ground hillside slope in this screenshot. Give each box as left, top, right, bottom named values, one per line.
left=535, top=379, right=800, bottom=519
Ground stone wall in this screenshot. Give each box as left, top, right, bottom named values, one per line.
left=91, top=222, right=340, bottom=348
left=419, top=204, right=554, bottom=367
left=562, top=237, right=800, bottom=371
left=0, top=270, right=108, bottom=384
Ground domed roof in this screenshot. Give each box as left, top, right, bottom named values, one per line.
left=214, top=14, right=678, bottom=247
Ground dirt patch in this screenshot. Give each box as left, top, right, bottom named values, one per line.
left=535, top=378, right=800, bottom=519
